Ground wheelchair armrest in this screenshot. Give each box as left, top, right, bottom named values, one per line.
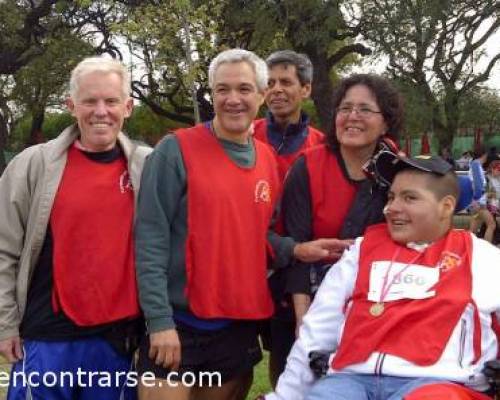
left=309, top=351, right=331, bottom=379
left=483, top=360, right=500, bottom=379
left=483, top=359, right=500, bottom=398
left=483, top=360, right=500, bottom=380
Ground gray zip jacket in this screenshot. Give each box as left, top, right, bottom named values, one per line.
left=0, top=124, right=151, bottom=341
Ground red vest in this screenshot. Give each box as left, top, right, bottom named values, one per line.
left=304, top=145, right=356, bottom=239
left=50, top=145, right=139, bottom=326
left=333, top=224, right=479, bottom=369
left=253, top=118, right=324, bottom=182
left=175, top=125, right=279, bottom=319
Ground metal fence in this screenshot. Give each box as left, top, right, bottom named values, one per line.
left=404, top=134, right=500, bottom=157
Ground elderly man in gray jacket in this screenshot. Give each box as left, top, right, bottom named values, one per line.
left=0, top=56, right=150, bottom=399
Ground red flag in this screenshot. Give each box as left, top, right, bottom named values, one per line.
left=421, top=132, right=430, bottom=155
left=404, top=136, right=411, bottom=156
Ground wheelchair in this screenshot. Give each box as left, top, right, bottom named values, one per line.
left=309, top=351, right=500, bottom=399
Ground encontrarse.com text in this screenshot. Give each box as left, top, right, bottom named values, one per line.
left=0, top=370, right=222, bottom=388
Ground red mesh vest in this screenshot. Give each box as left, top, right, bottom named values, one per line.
left=176, top=125, right=280, bottom=319
left=333, top=224, right=480, bottom=370
left=304, top=145, right=356, bottom=239
left=253, top=118, right=324, bottom=182
left=51, top=145, right=139, bottom=326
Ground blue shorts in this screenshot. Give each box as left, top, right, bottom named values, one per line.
left=7, top=336, right=137, bottom=400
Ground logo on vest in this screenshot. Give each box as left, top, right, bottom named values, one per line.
left=254, top=179, right=271, bottom=203
left=437, top=251, right=462, bottom=272
left=119, top=171, right=133, bottom=193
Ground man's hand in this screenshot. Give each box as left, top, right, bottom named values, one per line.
left=148, top=329, right=181, bottom=370
left=0, top=336, right=23, bottom=363
left=293, top=238, right=353, bottom=263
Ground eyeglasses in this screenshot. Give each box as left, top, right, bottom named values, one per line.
left=337, top=105, right=382, bottom=118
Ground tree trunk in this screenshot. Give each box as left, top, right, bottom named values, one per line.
left=309, top=55, right=334, bottom=134
left=441, top=90, right=460, bottom=151
left=0, top=112, right=7, bottom=174
left=26, top=107, right=45, bottom=147
left=197, top=88, right=214, bottom=122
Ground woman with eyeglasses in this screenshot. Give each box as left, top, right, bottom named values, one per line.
left=267, top=74, right=404, bottom=385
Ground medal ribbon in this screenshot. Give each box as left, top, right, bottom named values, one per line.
left=377, top=247, right=426, bottom=304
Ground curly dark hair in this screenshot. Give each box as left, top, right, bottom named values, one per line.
left=327, top=74, right=404, bottom=150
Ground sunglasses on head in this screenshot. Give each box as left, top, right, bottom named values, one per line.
left=362, top=137, right=400, bottom=186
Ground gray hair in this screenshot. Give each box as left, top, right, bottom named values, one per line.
left=266, top=50, right=313, bottom=86
left=69, top=56, right=131, bottom=100
left=208, top=49, right=268, bottom=92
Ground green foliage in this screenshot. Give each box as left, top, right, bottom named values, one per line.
left=8, top=112, right=74, bottom=150
left=0, top=0, right=76, bottom=75
left=8, top=104, right=192, bottom=150
left=459, top=87, right=500, bottom=132
left=220, top=0, right=362, bottom=67
left=2, top=0, right=498, bottom=147
left=9, top=115, right=31, bottom=150
left=301, top=99, right=321, bottom=128
left=219, top=0, right=370, bottom=131
left=115, top=0, right=225, bottom=122
left=12, top=32, right=94, bottom=112
left=391, top=77, right=435, bottom=136
left=124, top=104, right=189, bottom=144
left=43, top=112, right=75, bottom=139
left=0, top=1, right=24, bottom=40
left=281, top=0, right=345, bottom=49
left=358, top=0, right=500, bottom=148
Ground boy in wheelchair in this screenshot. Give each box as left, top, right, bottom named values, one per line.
left=264, top=153, right=500, bottom=400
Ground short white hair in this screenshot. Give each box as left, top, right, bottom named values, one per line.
left=208, top=49, right=268, bottom=92
left=69, top=56, right=131, bottom=99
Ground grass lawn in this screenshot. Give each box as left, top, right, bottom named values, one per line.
left=0, top=358, right=8, bottom=398
left=247, top=351, right=272, bottom=399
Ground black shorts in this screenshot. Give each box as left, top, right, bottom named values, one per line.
left=137, top=321, right=262, bottom=384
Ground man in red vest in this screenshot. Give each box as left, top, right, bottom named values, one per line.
left=135, top=48, right=348, bottom=400
left=264, top=153, right=500, bottom=400
left=253, top=50, right=324, bottom=181
left=0, top=57, right=151, bottom=399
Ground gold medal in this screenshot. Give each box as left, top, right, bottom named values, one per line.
left=370, top=247, right=424, bottom=318
left=369, top=303, right=384, bottom=317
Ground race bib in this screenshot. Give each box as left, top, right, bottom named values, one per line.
left=368, top=261, right=439, bottom=302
